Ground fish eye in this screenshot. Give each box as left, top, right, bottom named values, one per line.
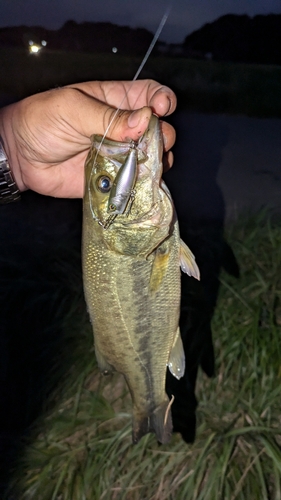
left=96, top=175, right=112, bottom=193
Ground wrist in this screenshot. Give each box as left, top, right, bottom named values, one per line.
left=0, top=104, right=26, bottom=195
left=0, top=136, right=21, bottom=203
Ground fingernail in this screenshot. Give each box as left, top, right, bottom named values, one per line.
left=152, top=87, right=173, bottom=115
left=165, top=96, right=172, bottom=115
left=128, top=108, right=144, bottom=128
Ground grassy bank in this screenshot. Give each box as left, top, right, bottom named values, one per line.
left=1, top=47, right=281, bottom=117
left=4, top=213, right=281, bottom=499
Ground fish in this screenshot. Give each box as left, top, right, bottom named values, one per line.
left=82, top=114, right=200, bottom=444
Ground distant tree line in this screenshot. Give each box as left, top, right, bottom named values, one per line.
left=183, top=14, right=281, bottom=65
left=0, top=21, right=154, bottom=56
left=1, top=14, right=281, bottom=64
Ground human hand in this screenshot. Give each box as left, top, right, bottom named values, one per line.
left=0, top=80, right=176, bottom=198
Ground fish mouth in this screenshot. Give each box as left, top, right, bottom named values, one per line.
left=92, top=194, right=167, bottom=232
left=136, top=114, right=162, bottom=166
left=87, top=114, right=165, bottom=230
left=109, top=181, right=171, bottom=230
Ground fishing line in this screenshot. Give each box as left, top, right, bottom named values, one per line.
left=88, top=4, right=173, bottom=221
left=133, top=8, right=171, bottom=81
left=100, top=4, right=172, bottom=142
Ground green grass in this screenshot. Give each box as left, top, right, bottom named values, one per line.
left=1, top=47, right=281, bottom=117
left=5, top=212, right=281, bottom=499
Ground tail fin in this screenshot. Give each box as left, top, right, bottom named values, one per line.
left=132, top=400, right=173, bottom=444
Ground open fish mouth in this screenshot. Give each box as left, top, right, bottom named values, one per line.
left=91, top=111, right=158, bottom=164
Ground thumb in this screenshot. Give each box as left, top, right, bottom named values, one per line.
left=72, top=90, right=152, bottom=142
left=105, top=106, right=153, bottom=142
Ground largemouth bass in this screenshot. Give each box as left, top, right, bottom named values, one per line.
left=82, top=115, right=199, bottom=444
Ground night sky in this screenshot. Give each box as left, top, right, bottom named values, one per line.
left=1, top=0, right=281, bottom=43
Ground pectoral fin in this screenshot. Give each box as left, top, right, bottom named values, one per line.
left=179, top=239, right=200, bottom=280
left=168, top=327, right=185, bottom=380
left=149, top=246, right=170, bottom=292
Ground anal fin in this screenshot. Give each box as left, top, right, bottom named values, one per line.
left=168, top=327, right=185, bottom=380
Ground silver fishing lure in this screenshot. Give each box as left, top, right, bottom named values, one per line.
left=108, top=144, right=138, bottom=216
left=88, top=137, right=142, bottom=230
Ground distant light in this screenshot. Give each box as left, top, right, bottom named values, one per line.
left=29, top=40, right=33, bottom=45
left=41, top=40, right=47, bottom=46
left=29, top=44, right=41, bottom=54
left=112, top=47, right=118, bottom=53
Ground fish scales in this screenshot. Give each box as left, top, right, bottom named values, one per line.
left=82, top=115, right=199, bottom=444
left=83, top=239, right=180, bottom=386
